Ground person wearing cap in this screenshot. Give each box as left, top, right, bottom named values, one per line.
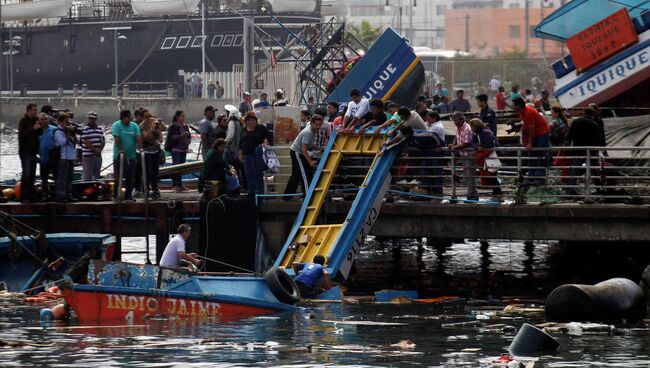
left=239, top=92, right=252, bottom=115
left=199, top=106, right=217, bottom=159
left=331, top=103, right=347, bottom=128
left=159, top=224, right=202, bottom=269
left=476, top=94, right=497, bottom=135
left=80, top=111, right=105, bottom=181
left=273, top=89, right=288, bottom=107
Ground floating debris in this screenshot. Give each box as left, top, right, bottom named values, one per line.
left=321, top=320, right=407, bottom=326
left=502, top=305, right=545, bottom=315
left=390, top=339, right=415, bottom=349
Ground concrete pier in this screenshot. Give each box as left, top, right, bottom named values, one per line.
left=1, top=197, right=649, bottom=261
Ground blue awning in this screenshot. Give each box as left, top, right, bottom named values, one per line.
left=534, top=0, right=650, bottom=42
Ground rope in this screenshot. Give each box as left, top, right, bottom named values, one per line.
left=197, top=255, right=257, bottom=275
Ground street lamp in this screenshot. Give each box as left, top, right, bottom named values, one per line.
left=384, top=0, right=416, bottom=42
left=2, top=33, right=22, bottom=96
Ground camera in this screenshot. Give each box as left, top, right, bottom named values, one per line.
left=506, top=120, right=522, bottom=134
left=51, top=108, right=74, bottom=120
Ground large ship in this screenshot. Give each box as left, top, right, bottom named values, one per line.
left=0, top=0, right=337, bottom=94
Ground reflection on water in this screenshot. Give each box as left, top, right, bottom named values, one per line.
left=1, top=237, right=648, bottom=366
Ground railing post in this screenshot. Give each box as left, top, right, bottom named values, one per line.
left=451, top=150, right=456, bottom=200
left=585, top=149, right=592, bottom=202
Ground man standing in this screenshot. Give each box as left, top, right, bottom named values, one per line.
left=535, top=90, right=551, bottom=111
left=449, top=90, right=471, bottom=113
left=207, top=80, right=216, bottom=99
left=18, top=103, right=42, bottom=203
left=496, top=86, right=508, bottom=110
left=216, top=81, right=224, bottom=98
left=433, top=82, right=448, bottom=98
left=38, top=113, right=56, bottom=201
left=112, top=110, right=142, bottom=202
left=342, top=89, right=370, bottom=131
left=255, top=92, right=271, bottom=109
left=159, top=224, right=202, bottom=268
left=489, top=77, right=500, bottom=98
left=564, top=107, right=603, bottom=196
left=476, top=94, right=497, bottom=135
left=513, top=97, right=550, bottom=186
left=239, top=92, right=252, bottom=115
left=54, top=113, right=77, bottom=203
left=199, top=106, right=217, bottom=159
left=284, top=115, right=322, bottom=196
left=80, top=111, right=105, bottom=180
left=448, top=112, right=478, bottom=200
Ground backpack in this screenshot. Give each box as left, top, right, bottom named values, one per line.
left=262, top=147, right=280, bottom=173
left=164, top=124, right=176, bottom=152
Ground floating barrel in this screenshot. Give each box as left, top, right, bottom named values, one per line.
left=508, top=323, right=559, bottom=356
left=546, top=278, right=646, bottom=322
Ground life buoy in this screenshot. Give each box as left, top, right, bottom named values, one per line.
left=264, top=267, right=301, bottom=305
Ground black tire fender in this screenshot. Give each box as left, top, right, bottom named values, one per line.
left=264, top=267, right=301, bottom=305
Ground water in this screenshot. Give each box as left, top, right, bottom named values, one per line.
left=2, top=239, right=650, bottom=366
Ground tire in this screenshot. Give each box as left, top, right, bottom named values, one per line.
left=264, top=267, right=301, bottom=305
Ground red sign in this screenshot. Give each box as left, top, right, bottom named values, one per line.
left=567, top=8, right=639, bottom=72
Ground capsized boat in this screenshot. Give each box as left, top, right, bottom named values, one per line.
left=61, top=260, right=300, bottom=322
left=536, top=0, right=650, bottom=109
left=325, top=28, right=425, bottom=108
left=0, top=233, right=115, bottom=292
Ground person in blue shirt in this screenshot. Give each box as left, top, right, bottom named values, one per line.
left=38, top=113, right=57, bottom=201
left=292, top=255, right=332, bottom=298
left=54, top=113, right=78, bottom=203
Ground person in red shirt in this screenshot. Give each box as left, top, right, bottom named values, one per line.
left=513, top=97, right=550, bottom=185
left=495, top=86, right=507, bottom=110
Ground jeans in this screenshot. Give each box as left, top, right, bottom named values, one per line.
left=81, top=155, right=102, bottom=180
left=134, top=154, right=142, bottom=192
left=114, top=157, right=136, bottom=200
left=56, top=159, right=74, bottom=201
left=527, top=133, right=550, bottom=185
left=461, top=157, right=478, bottom=199
left=171, top=151, right=187, bottom=188
left=285, top=151, right=313, bottom=195
left=419, top=150, right=443, bottom=196
left=40, top=161, right=55, bottom=197
left=243, top=154, right=265, bottom=196
left=144, top=152, right=160, bottom=193
left=19, top=152, right=38, bottom=202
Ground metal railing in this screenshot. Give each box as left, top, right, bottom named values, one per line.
left=259, top=145, right=650, bottom=204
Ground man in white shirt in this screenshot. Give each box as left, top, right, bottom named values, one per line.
left=341, top=88, right=369, bottom=132
left=159, top=224, right=202, bottom=268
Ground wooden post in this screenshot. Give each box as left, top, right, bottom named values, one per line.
left=155, top=204, right=169, bottom=264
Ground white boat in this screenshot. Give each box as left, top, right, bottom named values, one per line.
left=536, top=0, right=650, bottom=108
left=131, top=0, right=201, bottom=16
left=0, top=0, right=72, bottom=21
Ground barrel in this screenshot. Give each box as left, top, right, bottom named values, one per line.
left=545, top=278, right=646, bottom=322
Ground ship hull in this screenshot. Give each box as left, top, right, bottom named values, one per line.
left=0, top=14, right=320, bottom=92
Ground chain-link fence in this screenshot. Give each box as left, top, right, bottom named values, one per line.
left=422, top=58, right=555, bottom=98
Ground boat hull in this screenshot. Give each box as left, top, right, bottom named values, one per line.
left=63, top=285, right=278, bottom=322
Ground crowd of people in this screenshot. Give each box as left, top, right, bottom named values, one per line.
left=16, top=82, right=606, bottom=204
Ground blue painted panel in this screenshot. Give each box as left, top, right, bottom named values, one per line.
left=89, top=261, right=159, bottom=289
left=374, top=290, right=419, bottom=302
left=313, top=286, right=343, bottom=301
left=169, top=276, right=280, bottom=304
left=551, top=59, right=570, bottom=78
left=326, top=28, right=416, bottom=103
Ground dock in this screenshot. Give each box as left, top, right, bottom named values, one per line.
left=1, top=194, right=649, bottom=263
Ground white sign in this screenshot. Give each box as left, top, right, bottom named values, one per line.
left=558, top=46, right=650, bottom=107
left=338, top=173, right=392, bottom=279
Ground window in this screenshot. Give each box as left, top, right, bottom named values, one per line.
left=509, top=25, right=521, bottom=38
left=436, top=5, right=446, bottom=15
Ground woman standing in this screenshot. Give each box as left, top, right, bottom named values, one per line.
left=139, top=109, right=166, bottom=199
left=239, top=112, right=273, bottom=195
left=470, top=118, right=502, bottom=202
left=167, top=110, right=191, bottom=192
left=201, top=138, right=228, bottom=194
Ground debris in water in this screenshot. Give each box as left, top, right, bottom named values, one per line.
left=461, top=348, right=482, bottom=352
left=322, top=320, right=406, bottom=326
left=502, top=305, right=545, bottom=315
left=447, top=335, right=469, bottom=341
left=390, top=339, right=415, bottom=349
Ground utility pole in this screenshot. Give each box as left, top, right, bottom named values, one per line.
left=113, top=29, right=118, bottom=96
left=9, top=28, right=13, bottom=97
left=464, top=14, right=469, bottom=52
left=201, top=1, right=206, bottom=99
left=540, top=0, right=545, bottom=56
left=409, top=0, right=416, bottom=43
left=524, top=0, right=530, bottom=58
left=242, top=16, right=254, bottom=94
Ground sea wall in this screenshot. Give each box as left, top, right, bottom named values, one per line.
left=0, top=97, right=238, bottom=125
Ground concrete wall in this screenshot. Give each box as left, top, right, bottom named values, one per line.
left=0, top=97, right=238, bottom=125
